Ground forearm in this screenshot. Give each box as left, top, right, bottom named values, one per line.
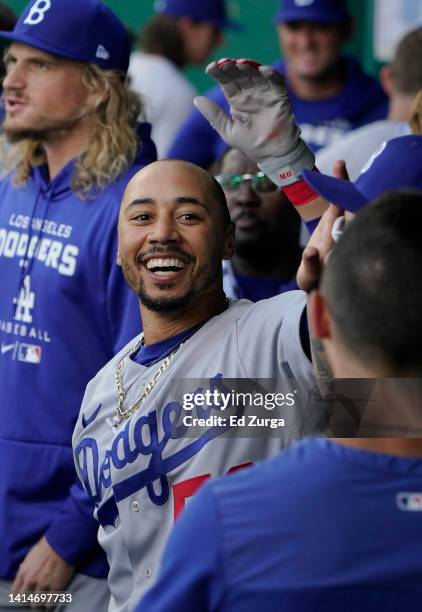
left=281, top=178, right=328, bottom=233
left=259, top=155, right=328, bottom=231
left=45, top=482, right=101, bottom=567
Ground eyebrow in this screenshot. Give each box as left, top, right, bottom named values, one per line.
left=4, top=51, right=59, bottom=66
left=126, top=196, right=210, bottom=213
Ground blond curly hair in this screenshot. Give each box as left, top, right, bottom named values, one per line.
left=4, top=63, right=143, bottom=198
left=410, top=89, right=422, bottom=135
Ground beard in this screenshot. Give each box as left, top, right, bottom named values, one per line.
left=120, top=251, right=222, bottom=313
left=4, top=106, right=88, bottom=143
left=5, top=119, right=81, bottom=143
left=294, top=57, right=344, bottom=84
left=137, top=284, right=205, bottom=313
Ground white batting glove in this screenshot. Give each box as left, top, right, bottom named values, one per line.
left=194, top=58, right=315, bottom=186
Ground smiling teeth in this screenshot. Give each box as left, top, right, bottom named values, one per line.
left=146, top=258, right=186, bottom=270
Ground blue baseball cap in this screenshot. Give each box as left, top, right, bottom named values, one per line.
left=275, top=0, right=349, bottom=24
left=0, top=0, right=130, bottom=74
left=302, top=136, right=422, bottom=213
left=154, top=0, right=242, bottom=31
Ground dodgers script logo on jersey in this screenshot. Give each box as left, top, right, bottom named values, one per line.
left=75, top=374, right=241, bottom=508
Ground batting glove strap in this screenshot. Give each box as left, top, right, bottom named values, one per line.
left=259, top=139, right=316, bottom=187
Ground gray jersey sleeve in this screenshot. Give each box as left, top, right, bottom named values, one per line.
left=235, top=290, right=312, bottom=381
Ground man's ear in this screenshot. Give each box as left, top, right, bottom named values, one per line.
left=84, top=75, right=109, bottom=112
left=308, top=290, right=331, bottom=340
left=380, top=65, right=393, bottom=97
left=116, top=251, right=122, bottom=266
left=223, top=222, right=236, bottom=260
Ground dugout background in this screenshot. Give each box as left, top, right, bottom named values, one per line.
left=4, top=0, right=383, bottom=91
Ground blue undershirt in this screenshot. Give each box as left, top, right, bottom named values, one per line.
left=234, top=273, right=298, bottom=302
left=131, top=324, right=202, bottom=367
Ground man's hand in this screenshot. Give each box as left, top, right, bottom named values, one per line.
left=297, top=160, right=350, bottom=291
left=297, top=205, right=343, bottom=292
left=12, top=536, right=75, bottom=597
left=194, top=59, right=315, bottom=185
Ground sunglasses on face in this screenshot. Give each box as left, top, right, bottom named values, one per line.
left=215, top=171, right=278, bottom=193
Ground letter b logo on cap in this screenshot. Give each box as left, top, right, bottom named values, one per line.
left=24, top=0, right=52, bottom=26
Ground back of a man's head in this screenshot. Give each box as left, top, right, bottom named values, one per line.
left=322, top=190, right=422, bottom=376
left=390, top=28, right=422, bottom=96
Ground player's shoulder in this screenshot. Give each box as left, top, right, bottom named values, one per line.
left=191, top=439, right=327, bottom=528
left=235, top=289, right=307, bottom=324
left=205, top=293, right=305, bottom=330
left=208, top=438, right=336, bottom=507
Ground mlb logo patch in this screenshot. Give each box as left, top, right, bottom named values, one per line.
left=17, top=343, right=42, bottom=364
left=396, top=492, right=422, bottom=511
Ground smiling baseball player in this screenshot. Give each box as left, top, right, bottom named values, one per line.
left=72, top=162, right=318, bottom=610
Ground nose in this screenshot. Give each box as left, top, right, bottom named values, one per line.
left=235, top=181, right=261, bottom=208
left=295, top=25, right=316, bottom=49
left=147, top=215, right=180, bottom=244
left=3, top=62, right=25, bottom=91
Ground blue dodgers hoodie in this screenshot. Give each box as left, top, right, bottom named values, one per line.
left=167, top=57, right=388, bottom=167
left=0, top=124, right=156, bottom=579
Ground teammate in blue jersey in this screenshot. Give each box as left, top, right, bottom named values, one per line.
left=216, top=148, right=302, bottom=301
left=139, top=190, right=422, bottom=612
left=167, top=0, right=388, bottom=167
left=0, top=0, right=156, bottom=609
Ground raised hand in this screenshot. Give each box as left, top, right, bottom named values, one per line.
left=194, top=59, right=315, bottom=186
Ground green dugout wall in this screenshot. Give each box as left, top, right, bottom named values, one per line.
left=3, top=0, right=381, bottom=92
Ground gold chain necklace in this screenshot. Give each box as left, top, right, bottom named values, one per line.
left=113, top=297, right=229, bottom=425
left=113, top=334, right=181, bottom=425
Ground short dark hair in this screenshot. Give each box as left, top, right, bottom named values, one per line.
left=138, top=14, right=186, bottom=68
left=390, top=28, right=422, bottom=95
left=322, top=190, right=422, bottom=375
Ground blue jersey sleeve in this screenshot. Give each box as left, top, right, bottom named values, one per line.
left=139, top=485, right=224, bottom=612
left=45, top=481, right=106, bottom=571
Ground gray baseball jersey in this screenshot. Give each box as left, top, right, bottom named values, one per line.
left=73, top=291, right=315, bottom=611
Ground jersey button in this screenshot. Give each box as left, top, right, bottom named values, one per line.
left=131, top=500, right=141, bottom=512
left=144, top=566, right=152, bottom=579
